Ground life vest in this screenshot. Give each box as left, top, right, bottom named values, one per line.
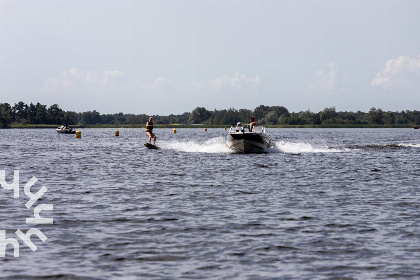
left=146, top=122, right=154, bottom=132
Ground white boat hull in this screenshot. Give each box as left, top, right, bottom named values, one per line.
left=56, top=127, right=76, bottom=134
left=226, top=126, right=272, bottom=153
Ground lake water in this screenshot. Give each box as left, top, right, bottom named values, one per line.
left=0, top=128, right=419, bottom=279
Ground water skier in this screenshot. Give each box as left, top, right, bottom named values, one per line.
left=145, top=117, right=157, bottom=144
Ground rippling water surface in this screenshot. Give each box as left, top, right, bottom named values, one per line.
left=1, top=128, right=419, bottom=279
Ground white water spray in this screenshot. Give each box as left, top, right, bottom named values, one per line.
left=397, top=143, right=420, bottom=148
left=273, top=140, right=347, bottom=153
left=159, top=137, right=232, bottom=153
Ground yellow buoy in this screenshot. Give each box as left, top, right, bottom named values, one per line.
left=224, top=127, right=227, bottom=130
left=173, top=128, right=176, bottom=133
left=115, top=129, right=119, bottom=136
left=205, top=128, right=207, bottom=132
left=75, top=129, right=81, bottom=138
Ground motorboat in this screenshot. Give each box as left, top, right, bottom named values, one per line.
left=413, top=126, right=419, bottom=129
left=226, top=123, right=272, bottom=153
left=56, top=125, right=76, bottom=134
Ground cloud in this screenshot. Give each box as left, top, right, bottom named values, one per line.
left=311, top=63, right=348, bottom=91
left=103, top=70, right=125, bottom=86
left=179, top=72, right=261, bottom=99
left=43, top=68, right=126, bottom=93
left=210, top=72, right=261, bottom=91
left=148, top=77, right=172, bottom=92
left=371, top=55, right=420, bottom=90
left=45, top=70, right=260, bottom=96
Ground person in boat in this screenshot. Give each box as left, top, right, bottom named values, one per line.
left=249, top=116, right=259, bottom=132
left=145, top=117, right=156, bottom=144
left=236, top=122, right=244, bottom=132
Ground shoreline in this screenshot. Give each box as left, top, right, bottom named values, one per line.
left=5, top=124, right=416, bottom=129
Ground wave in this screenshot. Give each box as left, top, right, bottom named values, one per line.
left=160, top=137, right=232, bottom=154
left=397, top=143, right=420, bottom=148
left=353, top=143, right=420, bottom=149
left=273, top=140, right=348, bottom=154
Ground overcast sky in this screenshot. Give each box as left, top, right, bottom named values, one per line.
left=0, top=0, right=419, bottom=115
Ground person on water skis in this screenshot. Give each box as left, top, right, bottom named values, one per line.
left=145, top=117, right=157, bottom=144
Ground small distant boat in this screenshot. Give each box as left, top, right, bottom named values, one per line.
left=56, top=125, right=76, bottom=134
left=226, top=123, right=272, bottom=153
left=413, top=126, right=419, bottom=129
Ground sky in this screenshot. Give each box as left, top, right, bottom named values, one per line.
left=0, top=0, right=419, bottom=115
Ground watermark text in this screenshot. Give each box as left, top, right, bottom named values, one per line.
left=0, top=170, right=53, bottom=257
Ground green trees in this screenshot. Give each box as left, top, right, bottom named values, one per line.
left=34, top=103, right=48, bottom=124
left=264, top=111, right=279, bottom=124
left=1, top=101, right=419, bottom=127
left=0, top=103, right=13, bottom=128
left=79, top=110, right=102, bottom=125
left=48, top=104, right=64, bottom=125
left=188, top=107, right=212, bottom=124
left=415, top=114, right=420, bottom=125
left=1, top=102, right=71, bottom=127
left=13, top=101, right=28, bottom=123
left=382, top=111, right=395, bottom=125
left=211, top=108, right=244, bottom=125
left=254, top=105, right=289, bottom=125
left=253, top=105, right=271, bottom=121
left=368, top=107, right=384, bottom=125
left=320, top=107, right=337, bottom=123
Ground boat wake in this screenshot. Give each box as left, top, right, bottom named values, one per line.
left=158, top=138, right=350, bottom=154
left=160, top=137, right=232, bottom=154
left=352, top=143, right=420, bottom=150
left=156, top=138, right=420, bottom=154
left=273, top=140, right=348, bottom=154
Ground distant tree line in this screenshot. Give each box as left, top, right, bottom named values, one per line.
left=189, top=106, right=420, bottom=127
left=0, top=101, right=419, bottom=128
left=0, top=102, right=191, bottom=128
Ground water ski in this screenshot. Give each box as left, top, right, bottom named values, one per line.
left=144, top=143, right=159, bottom=149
